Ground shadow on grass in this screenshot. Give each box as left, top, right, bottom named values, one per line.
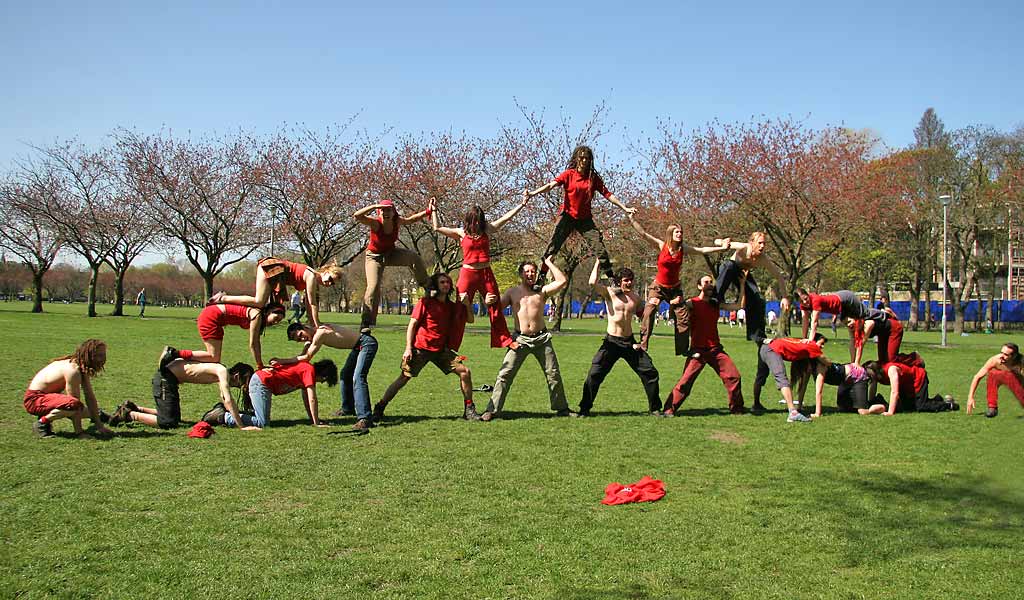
left=821, top=470, right=1024, bottom=566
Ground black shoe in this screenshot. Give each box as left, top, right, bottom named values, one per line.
left=33, top=419, right=54, bottom=438
left=109, top=402, right=132, bottom=426
left=750, top=403, right=766, bottom=414
left=554, top=409, right=578, bottom=417
left=463, top=403, right=482, bottom=421
left=986, top=407, right=998, bottom=418
left=372, top=402, right=386, bottom=423
left=98, top=410, right=111, bottom=424
left=944, top=394, right=959, bottom=411
left=158, top=346, right=179, bottom=369
left=531, top=273, right=547, bottom=292
left=201, top=402, right=226, bottom=425
left=125, top=401, right=140, bottom=414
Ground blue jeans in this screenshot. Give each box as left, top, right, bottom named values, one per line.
left=341, top=333, right=378, bottom=420
left=224, top=374, right=272, bottom=427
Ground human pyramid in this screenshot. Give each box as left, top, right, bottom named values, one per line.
left=22, top=146, right=1024, bottom=438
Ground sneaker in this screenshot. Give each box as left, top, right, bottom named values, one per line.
left=331, top=408, right=353, bottom=418
left=33, top=419, right=54, bottom=438
left=661, top=408, right=676, bottom=418
left=944, top=394, right=959, bottom=411
left=554, top=409, right=578, bottom=417
left=352, top=419, right=371, bottom=432
left=201, top=402, right=226, bottom=425
left=158, top=346, right=179, bottom=369
left=108, top=402, right=132, bottom=426
left=472, top=384, right=494, bottom=393
left=787, top=410, right=811, bottom=423
left=648, top=410, right=662, bottom=417
left=750, top=402, right=766, bottom=414
left=986, top=407, right=998, bottom=418
left=572, top=409, right=590, bottom=418
left=98, top=410, right=111, bottom=424
left=480, top=411, right=494, bottom=422
left=463, top=403, right=482, bottom=421
left=125, top=401, right=140, bottom=413
left=372, top=402, right=386, bottom=423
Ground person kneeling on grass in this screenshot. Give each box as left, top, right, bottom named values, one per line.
left=864, top=358, right=958, bottom=416
left=24, top=339, right=114, bottom=438
left=203, top=359, right=337, bottom=429
left=107, top=360, right=258, bottom=431
left=373, top=272, right=478, bottom=422
left=751, top=334, right=829, bottom=423
left=790, top=357, right=882, bottom=417
left=276, top=322, right=378, bottom=432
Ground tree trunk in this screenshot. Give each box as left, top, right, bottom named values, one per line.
left=112, top=269, right=126, bottom=316
left=31, top=272, right=44, bottom=313
left=924, top=285, right=933, bottom=331
left=908, top=278, right=921, bottom=331
left=87, top=264, right=100, bottom=318
left=202, top=273, right=215, bottom=303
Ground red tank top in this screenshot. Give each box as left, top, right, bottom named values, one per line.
left=285, top=261, right=308, bottom=290
left=221, top=304, right=253, bottom=329
left=461, top=233, right=490, bottom=265
left=368, top=218, right=400, bottom=254
left=655, top=244, right=684, bottom=287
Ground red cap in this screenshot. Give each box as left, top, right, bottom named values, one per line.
left=379, top=199, right=395, bottom=207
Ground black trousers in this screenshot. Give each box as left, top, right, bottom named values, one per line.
left=152, top=368, right=182, bottom=429
left=542, top=213, right=614, bottom=278
left=715, top=259, right=766, bottom=343
left=580, top=335, right=660, bottom=413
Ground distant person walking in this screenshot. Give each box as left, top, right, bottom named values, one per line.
left=136, top=288, right=147, bottom=318
left=290, top=290, right=304, bottom=324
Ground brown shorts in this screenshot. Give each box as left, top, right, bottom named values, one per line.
left=402, top=348, right=463, bottom=378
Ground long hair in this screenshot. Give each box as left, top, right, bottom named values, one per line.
left=317, top=264, right=344, bottom=282
left=314, top=359, right=338, bottom=387
left=258, top=302, right=287, bottom=335
left=54, top=339, right=107, bottom=377
left=463, top=206, right=488, bottom=237
left=426, top=272, right=453, bottom=302
left=228, top=362, right=255, bottom=412
left=567, top=144, right=600, bottom=184
left=662, top=224, right=682, bottom=252
left=1004, top=342, right=1022, bottom=371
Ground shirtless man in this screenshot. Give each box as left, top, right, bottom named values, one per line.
left=480, top=257, right=573, bottom=420
left=108, top=361, right=258, bottom=430
left=967, top=343, right=1024, bottom=418
left=23, top=339, right=113, bottom=438
left=714, top=232, right=791, bottom=344
left=276, top=322, right=378, bottom=431
left=578, top=259, right=660, bottom=416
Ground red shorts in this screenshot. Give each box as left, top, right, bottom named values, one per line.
left=23, top=389, right=83, bottom=416
left=197, top=305, right=225, bottom=341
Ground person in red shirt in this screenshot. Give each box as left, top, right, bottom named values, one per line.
left=627, top=216, right=731, bottom=355
left=797, top=288, right=889, bottom=360
left=967, top=343, right=1024, bottom=418
left=353, top=199, right=433, bottom=331
left=662, top=275, right=747, bottom=416
left=429, top=194, right=530, bottom=348
left=373, top=272, right=480, bottom=421
left=211, top=258, right=343, bottom=328
left=865, top=359, right=958, bottom=415
left=203, top=359, right=337, bottom=429
left=752, top=334, right=830, bottom=422
left=523, top=145, right=637, bottom=291
left=856, top=308, right=904, bottom=364
left=159, top=302, right=286, bottom=371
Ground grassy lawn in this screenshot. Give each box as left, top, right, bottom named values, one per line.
left=1, top=301, right=1022, bottom=599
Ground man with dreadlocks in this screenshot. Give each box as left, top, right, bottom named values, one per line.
left=24, top=339, right=114, bottom=438
left=524, top=145, right=637, bottom=292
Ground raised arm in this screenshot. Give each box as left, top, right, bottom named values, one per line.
left=967, top=357, right=998, bottom=414
left=603, top=192, right=636, bottom=215
left=429, top=197, right=463, bottom=240
left=683, top=238, right=732, bottom=256
left=627, top=216, right=663, bottom=251
left=714, top=239, right=749, bottom=252
left=353, top=203, right=384, bottom=226
left=589, top=258, right=609, bottom=300
left=525, top=180, right=559, bottom=198
left=399, top=202, right=431, bottom=225
left=489, top=193, right=530, bottom=231
left=542, top=257, right=568, bottom=297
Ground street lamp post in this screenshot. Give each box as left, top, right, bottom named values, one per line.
left=939, top=194, right=952, bottom=347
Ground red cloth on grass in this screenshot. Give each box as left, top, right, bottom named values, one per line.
left=601, top=476, right=665, bottom=505
left=188, top=421, right=215, bottom=438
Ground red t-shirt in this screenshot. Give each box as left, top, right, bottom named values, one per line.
left=655, top=244, right=684, bottom=287
left=368, top=218, right=400, bottom=254
left=257, top=361, right=316, bottom=396
left=882, top=362, right=926, bottom=397
left=286, top=261, right=309, bottom=291
left=768, top=338, right=823, bottom=361
left=689, top=297, right=721, bottom=349
left=555, top=169, right=610, bottom=220
left=808, top=293, right=841, bottom=315
left=412, top=298, right=467, bottom=352
left=461, top=234, right=490, bottom=264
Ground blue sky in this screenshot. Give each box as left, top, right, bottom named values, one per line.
left=2, top=0, right=1021, bottom=168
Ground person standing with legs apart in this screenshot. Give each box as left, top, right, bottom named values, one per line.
left=967, top=343, right=1024, bottom=418
left=354, top=199, right=432, bottom=332
left=524, top=145, right=637, bottom=292
left=212, top=259, right=342, bottom=329
left=429, top=194, right=529, bottom=348
left=480, top=257, right=574, bottom=420
left=627, top=215, right=730, bottom=355
left=578, top=259, right=661, bottom=416
left=662, top=275, right=746, bottom=417
left=373, top=273, right=479, bottom=422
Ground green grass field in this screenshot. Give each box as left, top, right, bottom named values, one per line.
left=2, top=302, right=1022, bottom=599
